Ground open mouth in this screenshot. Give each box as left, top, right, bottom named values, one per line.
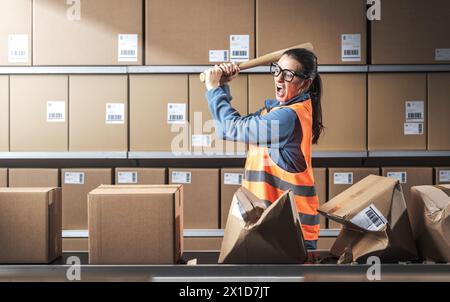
left=276, top=85, right=285, bottom=98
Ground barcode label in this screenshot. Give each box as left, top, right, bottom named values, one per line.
left=387, top=172, right=407, bottom=184
left=64, top=172, right=85, bottom=185
left=333, top=172, right=353, bottom=185
left=118, top=171, right=138, bottom=184
left=171, top=171, right=191, bottom=184
left=224, top=173, right=243, bottom=185
left=435, top=48, right=450, bottom=61
left=405, top=101, right=424, bottom=122
left=191, top=135, right=212, bottom=147
left=341, top=34, right=361, bottom=62
left=439, top=170, right=450, bottom=183
left=106, top=103, right=125, bottom=124
left=8, top=34, right=28, bottom=63
left=47, top=101, right=66, bottom=122
left=404, top=122, right=423, bottom=135
left=209, top=50, right=229, bottom=62
left=118, top=34, right=138, bottom=62
left=350, top=204, right=387, bottom=231
left=230, top=35, right=249, bottom=62
left=167, top=103, right=186, bottom=124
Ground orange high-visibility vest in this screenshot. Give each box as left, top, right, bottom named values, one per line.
left=243, top=98, right=320, bottom=241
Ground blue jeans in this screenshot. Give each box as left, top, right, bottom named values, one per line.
left=305, top=240, right=317, bottom=250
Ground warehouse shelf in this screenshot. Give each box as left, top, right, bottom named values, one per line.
left=369, top=151, right=450, bottom=157
left=0, top=66, right=128, bottom=74
left=62, top=230, right=88, bottom=238
left=369, top=65, right=450, bottom=72
left=312, top=151, right=367, bottom=158
left=0, top=152, right=128, bottom=159
left=127, top=152, right=247, bottom=159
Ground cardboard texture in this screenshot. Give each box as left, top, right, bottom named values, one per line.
left=10, top=75, right=68, bottom=151
left=371, top=0, right=450, bottom=64
left=88, top=185, right=183, bottom=264
left=9, top=168, right=59, bottom=187
left=146, top=0, right=254, bottom=65
left=130, top=74, right=189, bottom=152
left=428, top=73, right=450, bottom=150
left=115, top=168, right=166, bottom=185
left=62, top=238, right=88, bottom=252
left=313, top=168, right=327, bottom=229
left=169, top=168, right=219, bottom=229
left=0, top=76, right=8, bottom=151
left=257, top=0, right=366, bottom=64
left=409, top=185, right=450, bottom=262
left=368, top=73, right=427, bottom=150
left=317, top=238, right=336, bottom=250
left=0, top=187, right=62, bottom=263
left=69, top=75, right=128, bottom=151
left=184, top=237, right=223, bottom=251
left=435, top=167, right=450, bottom=185
left=189, top=75, right=248, bottom=154
left=220, top=168, right=244, bottom=228
left=0, top=168, right=7, bottom=187
left=0, top=0, right=32, bottom=66
left=319, top=175, right=417, bottom=263
left=61, top=168, right=112, bottom=230
left=33, top=0, right=142, bottom=65
left=219, top=187, right=307, bottom=264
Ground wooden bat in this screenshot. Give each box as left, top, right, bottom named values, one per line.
left=199, top=42, right=314, bottom=82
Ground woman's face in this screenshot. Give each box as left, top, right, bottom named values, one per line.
left=274, top=55, right=308, bottom=103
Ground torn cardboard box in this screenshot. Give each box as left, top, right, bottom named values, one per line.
left=219, top=187, right=307, bottom=264
left=409, top=185, right=450, bottom=262
left=318, top=175, right=417, bottom=263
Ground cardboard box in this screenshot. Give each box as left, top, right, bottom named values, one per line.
left=0, top=76, right=8, bottom=151
left=371, top=0, right=450, bottom=64
left=169, top=168, right=219, bottom=229
left=319, top=175, right=417, bottom=263
left=328, top=168, right=380, bottom=229
left=313, top=168, right=327, bottom=229
left=33, top=0, right=142, bottom=65
left=88, top=185, right=183, bottom=264
left=0, top=168, right=7, bottom=187
left=0, top=187, right=62, bottom=263
left=9, top=168, right=59, bottom=187
left=69, top=75, right=127, bottom=152
left=257, top=0, right=366, bottom=64
left=10, top=75, right=68, bottom=152
left=0, top=0, right=32, bottom=66
left=190, top=75, right=248, bottom=154
left=61, top=168, right=113, bottom=230
left=130, top=75, right=189, bottom=152
left=317, top=237, right=336, bottom=250
left=435, top=167, right=450, bottom=185
left=428, top=73, right=450, bottom=150
left=115, top=168, right=166, bottom=185
left=184, top=237, right=223, bottom=251
left=248, top=74, right=273, bottom=114
left=220, top=168, right=244, bottom=228
left=219, top=187, right=307, bottom=264
left=382, top=167, right=433, bottom=207
left=146, top=0, right=255, bottom=65
left=368, top=73, right=427, bottom=150
left=62, top=238, right=88, bottom=252
left=409, top=185, right=450, bottom=262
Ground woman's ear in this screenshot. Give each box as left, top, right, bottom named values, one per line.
left=299, top=78, right=313, bottom=93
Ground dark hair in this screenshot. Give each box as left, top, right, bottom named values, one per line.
left=282, top=48, right=324, bottom=144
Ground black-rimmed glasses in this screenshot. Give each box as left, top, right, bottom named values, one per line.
left=270, top=63, right=306, bottom=82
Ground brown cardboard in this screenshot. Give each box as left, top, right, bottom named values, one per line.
left=219, top=187, right=307, bottom=264
left=146, top=0, right=255, bottom=65
left=319, top=175, right=418, bottom=263
left=189, top=75, right=248, bottom=154
left=0, top=0, right=32, bottom=66
left=371, top=0, right=450, bottom=64
left=0, top=76, right=8, bottom=151
left=313, top=168, right=327, bottom=229
left=317, top=238, right=336, bottom=250
left=115, top=168, right=166, bottom=185
left=0, top=168, right=7, bottom=187
left=130, top=75, right=189, bottom=152
left=220, top=168, right=244, bottom=228
left=62, top=238, right=88, bottom=252
left=69, top=75, right=127, bottom=151
left=184, top=237, right=223, bottom=251
left=9, top=168, right=59, bottom=187
left=368, top=73, right=427, bottom=150
left=428, top=73, right=450, bottom=150
left=435, top=167, right=450, bottom=185
left=88, top=185, right=183, bottom=264
left=257, top=0, right=366, bottom=64
left=169, top=168, right=219, bottom=229
left=33, top=0, right=142, bottom=65
left=61, top=168, right=112, bottom=230
left=10, top=75, right=68, bottom=152
left=0, top=187, right=62, bottom=263
left=248, top=74, right=273, bottom=114
left=409, top=185, right=450, bottom=262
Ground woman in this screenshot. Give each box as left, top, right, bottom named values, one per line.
left=203, top=48, right=323, bottom=249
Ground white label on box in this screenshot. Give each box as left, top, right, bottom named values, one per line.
left=230, top=35, right=249, bottom=62
left=435, top=49, right=450, bottom=61
left=167, top=103, right=186, bottom=124
left=439, top=170, right=450, bottom=183
left=8, top=34, right=28, bottom=63
left=191, top=135, right=212, bottom=147
left=118, top=34, right=138, bottom=62
left=106, top=103, right=125, bottom=124
left=64, top=172, right=85, bottom=185
left=350, top=204, right=387, bottom=231
left=341, top=34, right=361, bottom=62
left=117, top=172, right=138, bottom=184
left=333, top=172, right=353, bottom=185
left=387, top=172, right=407, bottom=184
left=404, top=122, right=423, bottom=135
left=224, top=173, right=243, bottom=185
left=209, top=50, right=229, bottom=62
left=406, top=101, right=424, bottom=122
left=171, top=171, right=191, bottom=184
left=46, top=101, right=65, bottom=122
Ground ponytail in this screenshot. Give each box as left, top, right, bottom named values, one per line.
left=309, top=74, right=324, bottom=144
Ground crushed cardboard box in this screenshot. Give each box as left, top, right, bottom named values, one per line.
left=219, top=187, right=307, bottom=264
